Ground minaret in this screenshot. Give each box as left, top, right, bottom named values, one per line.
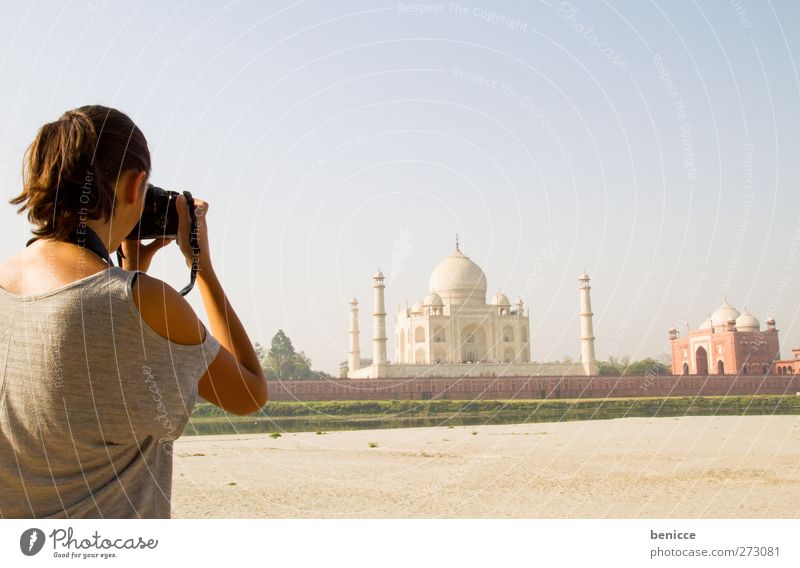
left=372, top=270, right=388, bottom=366
left=348, top=297, right=361, bottom=374
left=579, top=272, right=598, bottom=375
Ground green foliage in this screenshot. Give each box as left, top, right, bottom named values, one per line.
left=598, top=358, right=622, bottom=376
left=192, top=395, right=800, bottom=420
left=623, top=358, right=670, bottom=376
left=257, top=330, right=333, bottom=380
left=597, top=356, right=668, bottom=376
left=269, top=432, right=282, bottom=439
left=267, top=330, right=295, bottom=379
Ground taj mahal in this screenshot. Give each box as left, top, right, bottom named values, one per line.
left=347, top=239, right=598, bottom=379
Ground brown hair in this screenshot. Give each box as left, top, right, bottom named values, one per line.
left=10, top=105, right=151, bottom=241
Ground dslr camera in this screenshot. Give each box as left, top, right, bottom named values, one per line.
left=127, top=183, right=189, bottom=240
left=124, top=183, right=200, bottom=296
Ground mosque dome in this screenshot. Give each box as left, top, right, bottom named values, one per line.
left=491, top=292, right=511, bottom=306
left=429, top=245, right=487, bottom=306
left=423, top=292, right=444, bottom=306
left=736, top=308, right=760, bottom=331
left=411, top=299, right=424, bottom=313
left=699, top=318, right=713, bottom=331
left=710, top=301, right=740, bottom=327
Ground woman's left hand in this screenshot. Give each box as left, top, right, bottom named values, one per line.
left=120, top=237, right=174, bottom=273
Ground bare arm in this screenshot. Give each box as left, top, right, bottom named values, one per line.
left=176, top=194, right=267, bottom=415
left=195, top=266, right=268, bottom=415
left=132, top=194, right=268, bottom=416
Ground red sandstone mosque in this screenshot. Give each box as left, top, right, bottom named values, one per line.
left=668, top=300, right=799, bottom=376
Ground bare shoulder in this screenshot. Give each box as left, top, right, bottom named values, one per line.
left=0, top=258, right=9, bottom=288
left=0, top=255, right=21, bottom=291
left=130, top=271, right=205, bottom=346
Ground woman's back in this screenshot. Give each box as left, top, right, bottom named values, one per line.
left=2, top=104, right=266, bottom=518
left=0, top=265, right=220, bottom=518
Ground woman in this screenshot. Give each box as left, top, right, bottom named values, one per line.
left=0, top=105, right=268, bottom=518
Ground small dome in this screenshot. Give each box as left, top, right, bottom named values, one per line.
left=373, top=270, right=385, bottom=279
left=735, top=308, right=760, bottom=331
left=491, top=292, right=511, bottom=306
left=698, top=318, right=713, bottom=330
left=711, top=301, right=740, bottom=327
left=578, top=271, right=590, bottom=281
left=411, top=299, right=424, bottom=313
left=424, top=292, right=443, bottom=306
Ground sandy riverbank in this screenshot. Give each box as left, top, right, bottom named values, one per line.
left=172, top=415, right=800, bottom=518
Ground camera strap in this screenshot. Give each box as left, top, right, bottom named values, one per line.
left=27, top=226, right=114, bottom=266
left=178, top=190, right=200, bottom=296
left=77, top=227, right=114, bottom=265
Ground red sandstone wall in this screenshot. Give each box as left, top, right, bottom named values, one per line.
left=264, top=374, right=800, bottom=401
left=735, top=331, right=781, bottom=373
left=671, top=338, right=688, bottom=374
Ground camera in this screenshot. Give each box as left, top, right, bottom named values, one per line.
left=127, top=183, right=184, bottom=240
left=123, top=183, right=200, bottom=296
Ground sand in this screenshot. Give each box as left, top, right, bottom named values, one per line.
left=171, top=415, right=800, bottom=518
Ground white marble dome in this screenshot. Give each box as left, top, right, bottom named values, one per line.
left=736, top=308, right=760, bottom=331
left=711, top=301, right=740, bottom=327
left=423, top=292, right=443, bottom=306
left=429, top=246, right=487, bottom=305
left=491, top=292, right=511, bottom=306
left=699, top=318, right=713, bottom=330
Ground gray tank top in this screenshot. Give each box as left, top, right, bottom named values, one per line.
left=0, top=266, right=220, bottom=518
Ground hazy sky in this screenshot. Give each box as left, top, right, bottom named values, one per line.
left=1, top=0, right=799, bottom=374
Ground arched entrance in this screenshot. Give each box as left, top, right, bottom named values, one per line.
left=682, top=362, right=689, bottom=375
left=717, top=360, right=725, bottom=375
left=460, top=324, right=487, bottom=363
left=695, top=346, right=709, bottom=375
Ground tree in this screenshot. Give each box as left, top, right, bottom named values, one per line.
left=596, top=356, right=670, bottom=376
left=623, top=358, right=669, bottom=376
left=259, top=330, right=333, bottom=380
left=267, top=329, right=296, bottom=379
left=598, top=358, right=622, bottom=376
left=289, top=350, right=313, bottom=379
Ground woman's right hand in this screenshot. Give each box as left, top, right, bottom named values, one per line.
left=176, top=193, right=212, bottom=272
